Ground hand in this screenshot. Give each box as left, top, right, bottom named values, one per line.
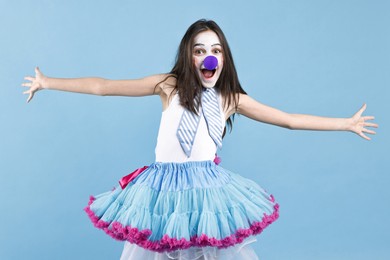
left=348, top=104, right=378, bottom=140
left=22, top=67, right=47, bottom=103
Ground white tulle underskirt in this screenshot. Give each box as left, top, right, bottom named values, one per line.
left=120, top=237, right=259, bottom=260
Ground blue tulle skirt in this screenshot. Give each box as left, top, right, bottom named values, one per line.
left=85, top=161, right=279, bottom=253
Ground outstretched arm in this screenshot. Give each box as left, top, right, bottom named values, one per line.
left=235, top=94, right=378, bottom=140
left=22, top=67, right=171, bottom=102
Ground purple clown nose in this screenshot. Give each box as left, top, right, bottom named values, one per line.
left=203, top=56, right=218, bottom=70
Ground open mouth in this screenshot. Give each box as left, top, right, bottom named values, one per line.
left=201, top=69, right=216, bottom=79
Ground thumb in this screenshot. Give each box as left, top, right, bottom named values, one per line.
left=27, top=92, right=34, bottom=103
left=355, top=103, right=367, bottom=117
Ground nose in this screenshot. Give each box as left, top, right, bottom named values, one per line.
left=203, top=56, right=218, bottom=70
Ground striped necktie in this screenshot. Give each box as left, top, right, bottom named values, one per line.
left=176, top=87, right=223, bottom=157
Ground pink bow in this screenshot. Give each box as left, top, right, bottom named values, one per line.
left=213, top=155, right=221, bottom=165
left=119, top=166, right=148, bottom=189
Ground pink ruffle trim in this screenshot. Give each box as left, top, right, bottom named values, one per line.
left=84, top=196, right=279, bottom=253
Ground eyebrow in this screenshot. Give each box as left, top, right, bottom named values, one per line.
left=193, top=43, right=222, bottom=47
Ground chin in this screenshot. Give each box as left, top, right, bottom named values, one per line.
left=199, top=74, right=220, bottom=88
left=202, top=81, right=217, bottom=88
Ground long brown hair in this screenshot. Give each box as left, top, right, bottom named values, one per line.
left=170, top=19, right=247, bottom=132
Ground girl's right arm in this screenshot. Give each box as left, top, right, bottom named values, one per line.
left=22, top=67, right=171, bottom=103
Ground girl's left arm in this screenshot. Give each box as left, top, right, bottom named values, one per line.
left=235, top=94, right=378, bottom=140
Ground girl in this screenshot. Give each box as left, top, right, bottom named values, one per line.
left=22, top=19, right=377, bottom=260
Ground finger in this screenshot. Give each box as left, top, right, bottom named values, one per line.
left=362, top=128, right=376, bottom=135
left=35, top=66, right=40, bottom=75
left=363, top=116, right=375, bottom=121
left=23, top=90, right=30, bottom=94
left=21, top=82, right=33, bottom=87
left=359, top=132, right=371, bottom=141
left=364, top=122, right=379, bottom=128
left=24, top=76, right=35, bottom=81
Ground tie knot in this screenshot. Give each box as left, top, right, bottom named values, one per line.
left=203, top=87, right=214, bottom=92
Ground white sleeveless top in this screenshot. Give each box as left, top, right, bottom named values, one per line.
left=155, top=93, right=225, bottom=163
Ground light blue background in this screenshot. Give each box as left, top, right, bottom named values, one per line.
left=1, top=0, right=389, bottom=259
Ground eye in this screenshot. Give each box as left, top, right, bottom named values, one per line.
left=213, top=48, right=222, bottom=54
left=193, top=48, right=205, bottom=55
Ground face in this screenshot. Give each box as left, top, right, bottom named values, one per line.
left=192, top=30, right=224, bottom=88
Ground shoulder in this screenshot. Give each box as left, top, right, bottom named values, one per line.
left=155, top=74, right=177, bottom=110
left=221, top=93, right=248, bottom=119
left=236, top=93, right=265, bottom=115
left=155, top=74, right=177, bottom=96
